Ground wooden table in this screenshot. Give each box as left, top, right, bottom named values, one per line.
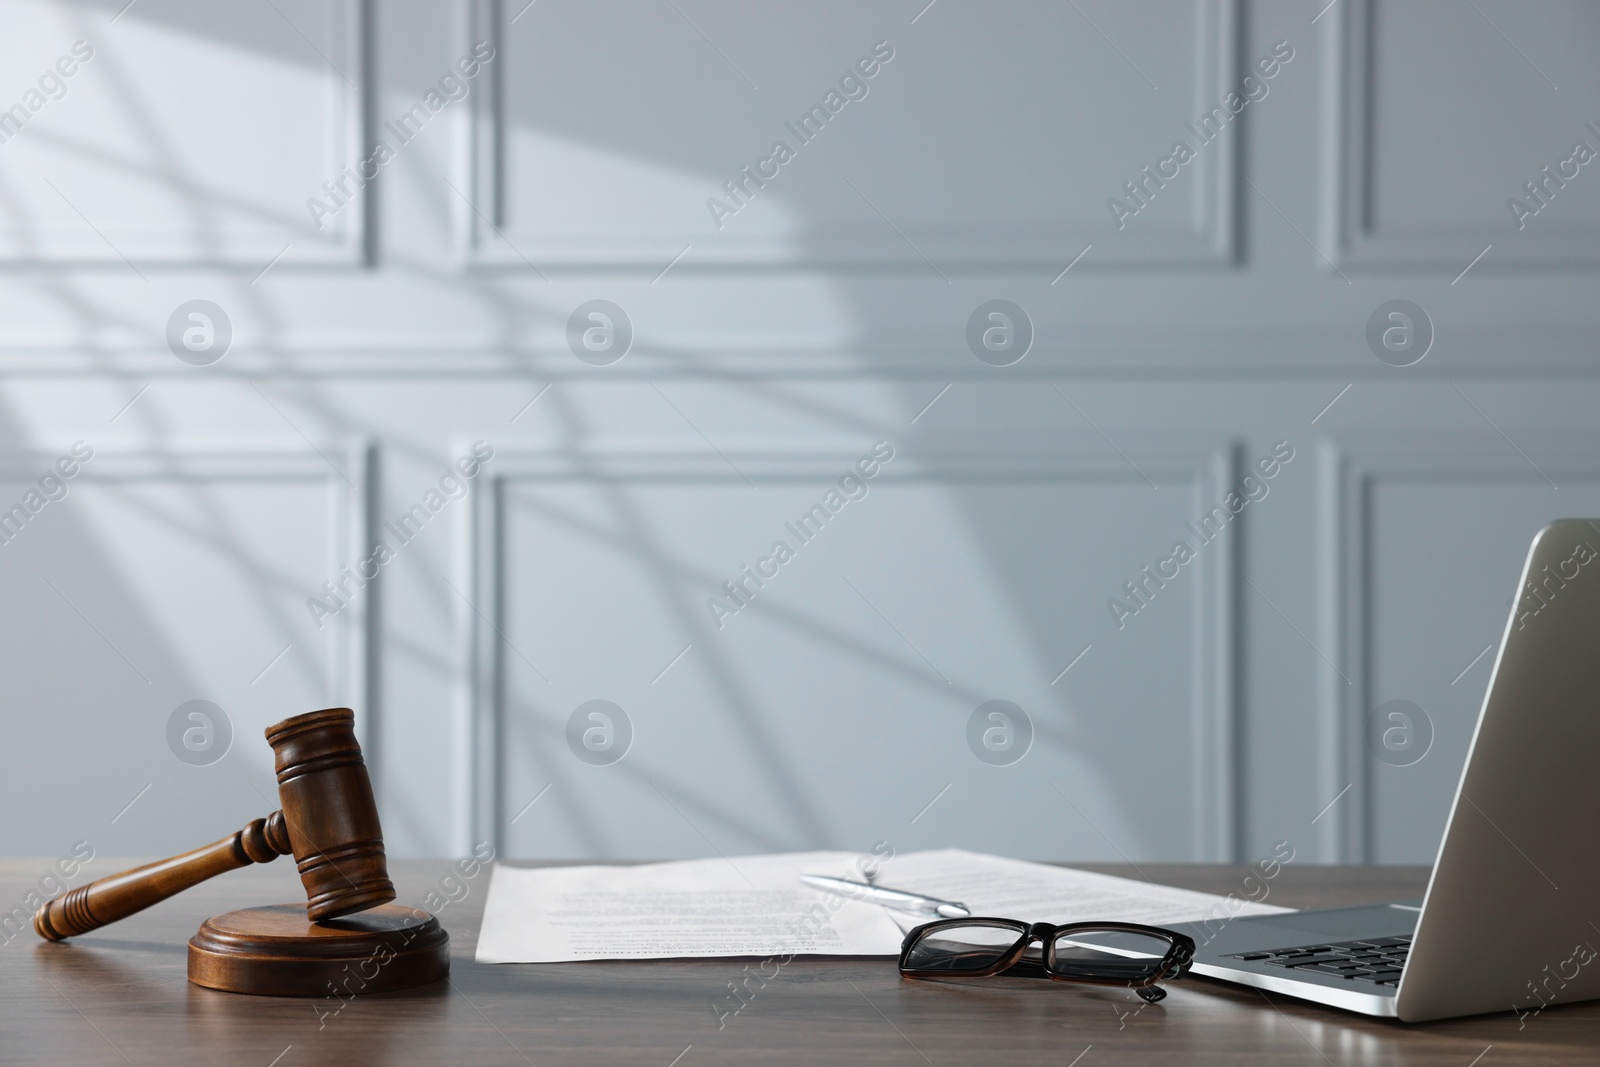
left=2, top=859, right=1593, bottom=1065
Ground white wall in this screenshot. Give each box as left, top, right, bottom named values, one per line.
left=1, top=0, right=1596, bottom=866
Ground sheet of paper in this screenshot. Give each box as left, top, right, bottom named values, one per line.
left=475, top=847, right=1291, bottom=963
left=875, top=848, right=1291, bottom=930
left=475, top=851, right=905, bottom=963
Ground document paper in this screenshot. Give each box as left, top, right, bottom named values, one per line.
left=475, top=851, right=904, bottom=963
left=475, top=847, right=1290, bottom=963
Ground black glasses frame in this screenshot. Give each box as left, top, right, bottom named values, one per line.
left=898, top=918, right=1196, bottom=1003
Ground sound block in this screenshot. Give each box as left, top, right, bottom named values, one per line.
left=188, top=903, right=449, bottom=996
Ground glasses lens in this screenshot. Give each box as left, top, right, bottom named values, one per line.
left=1050, top=929, right=1179, bottom=982
left=904, top=923, right=1024, bottom=973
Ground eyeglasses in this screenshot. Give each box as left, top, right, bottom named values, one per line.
left=898, top=918, right=1196, bottom=1003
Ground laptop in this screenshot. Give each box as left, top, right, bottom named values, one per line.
left=1166, top=519, right=1600, bottom=1022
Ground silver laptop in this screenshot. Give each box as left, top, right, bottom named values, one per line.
left=1167, top=519, right=1600, bottom=1022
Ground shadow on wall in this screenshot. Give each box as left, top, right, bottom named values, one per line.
left=5, top=0, right=1207, bottom=863
left=0, top=395, right=282, bottom=857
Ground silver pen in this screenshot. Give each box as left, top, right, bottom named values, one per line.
left=800, top=874, right=971, bottom=918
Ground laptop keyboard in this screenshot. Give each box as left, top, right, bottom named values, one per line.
left=1226, top=936, right=1410, bottom=986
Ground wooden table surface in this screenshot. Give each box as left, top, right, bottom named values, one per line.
left=2, top=858, right=1593, bottom=1065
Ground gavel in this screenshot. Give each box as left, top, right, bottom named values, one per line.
left=35, top=708, right=395, bottom=941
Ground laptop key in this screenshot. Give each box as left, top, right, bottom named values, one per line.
left=1296, top=963, right=1359, bottom=976
left=1229, top=937, right=1413, bottom=972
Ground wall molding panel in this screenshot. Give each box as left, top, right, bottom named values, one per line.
left=0, top=0, right=368, bottom=267
left=1323, top=0, right=1600, bottom=270
left=458, top=0, right=1240, bottom=270
left=1328, top=437, right=1600, bottom=863
left=69, top=443, right=376, bottom=721
left=458, top=440, right=1241, bottom=860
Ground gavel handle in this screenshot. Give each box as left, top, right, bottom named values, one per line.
left=34, top=811, right=292, bottom=941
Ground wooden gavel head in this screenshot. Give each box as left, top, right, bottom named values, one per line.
left=266, top=708, right=395, bottom=921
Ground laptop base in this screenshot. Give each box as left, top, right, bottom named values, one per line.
left=1169, top=904, right=1421, bottom=1018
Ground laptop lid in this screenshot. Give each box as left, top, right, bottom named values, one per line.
left=1398, top=520, right=1600, bottom=1022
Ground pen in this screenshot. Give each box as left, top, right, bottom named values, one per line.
left=800, top=874, right=971, bottom=918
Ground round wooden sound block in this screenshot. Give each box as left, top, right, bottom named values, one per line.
left=188, top=903, right=449, bottom=996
